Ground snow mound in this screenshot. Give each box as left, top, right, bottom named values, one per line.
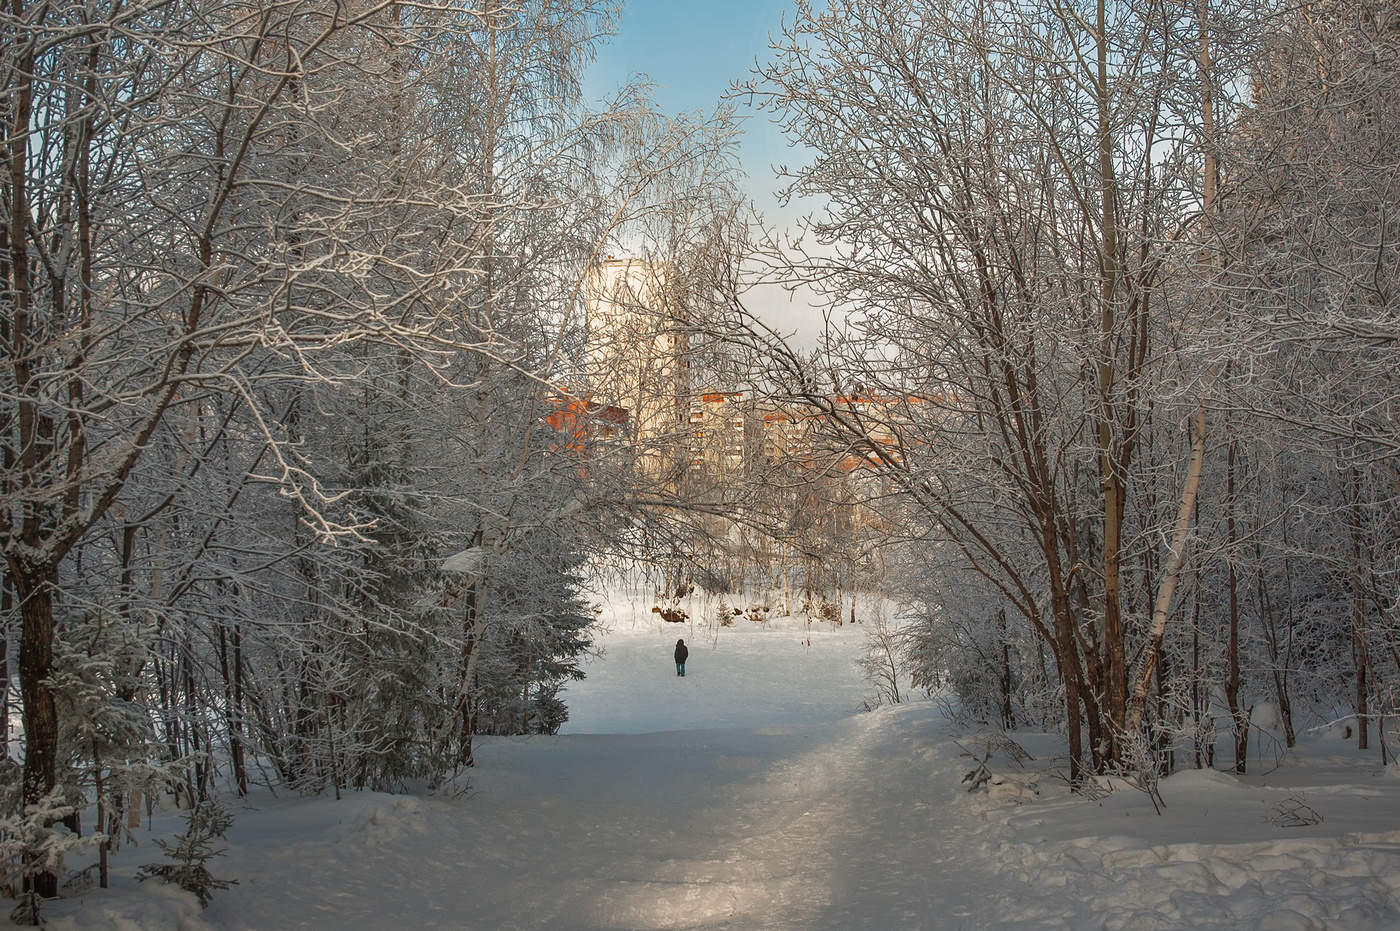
left=997, top=830, right=1400, bottom=929
left=45, top=881, right=212, bottom=931
left=359, top=796, right=427, bottom=846
left=985, top=772, right=1041, bottom=802
left=985, top=729, right=1400, bottom=929
left=1161, top=766, right=1252, bottom=793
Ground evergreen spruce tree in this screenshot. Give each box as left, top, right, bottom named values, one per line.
left=136, top=800, right=237, bottom=907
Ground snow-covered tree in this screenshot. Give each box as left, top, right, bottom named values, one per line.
left=747, top=0, right=1253, bottom=778
left=2, top=0, right=751, bottom=896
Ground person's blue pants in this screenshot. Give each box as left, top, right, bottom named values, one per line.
left=676, top=662, right=685, bottom=676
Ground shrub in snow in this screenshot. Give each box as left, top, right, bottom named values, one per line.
left=0, top=782, right=100, bottom=910
left=52, top=620, right=185, bottom=855
left=137, top=800, right=237, bottom=907
left=652, top=604, right=688, bottom=623
left=1121, top=753, right=1166, bottom=815
left=1268, top=794, right=1324, bottom=827
left=858, top=608, right=906, bottom=707
left=956, top=736, right=1036, bottom=797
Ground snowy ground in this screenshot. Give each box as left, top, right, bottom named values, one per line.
left=46, top=594, right=1400, bottom=930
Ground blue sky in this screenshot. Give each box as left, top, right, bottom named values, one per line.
left=585, top=0, right=794, bottom=118
left=583, top=0, right=809, bottom=204
left=584, top=0, right=827, bottom=339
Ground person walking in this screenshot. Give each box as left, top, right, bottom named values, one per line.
left=674, top=638, right=689, bottom=677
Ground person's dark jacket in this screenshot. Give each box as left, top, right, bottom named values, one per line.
left=674, top=640, right=689, bottom=664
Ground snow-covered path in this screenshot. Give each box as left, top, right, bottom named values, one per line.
left=191, top=618, right=999, bottom=929
left=50, top=607, right=1400, bottom=930
left=465, top=715, right=979, bottom=929
left=196, top=709, right=995, bottom=930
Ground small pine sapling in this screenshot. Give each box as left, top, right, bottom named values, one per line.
left=8, top=891, right=40, bottom=926
left=957, top=741, right=994, bottom=792
left=956, top=736, right=1037, bottom=797
left=137, top=800, right=237, bottom=907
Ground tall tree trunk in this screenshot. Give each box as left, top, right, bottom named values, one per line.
left=1193, top=585, right=1204, bottom=769
left=185, top=654, right=207, bottom=802
left=1, top=574, right=10, bottom=757
left=218, top=617, right=249, bottom=796
left=1257, top=539, right=1297, bottom=749
left=94, top=744, right=108, bottom=888
left=14, top=564, right=60, bottom=898
left=458, top=578, right=480, bottom=767
left=7, top=3, right=59, bottom=900
left=1352, top=587, right=1370, bottom=751
left=1348, top=468, right=1371, bottom=751
left=1155, top=645, right=1173, bottom=775
left=1064, top=652, right=1084, bottom=783
left=232, top=623, right=248, bottom=794
left=997, top=608, right=1015, bottom=730
left=1094, top=0, right=1128, bottom=764
left=1225, top=439, right=1249, bottom=773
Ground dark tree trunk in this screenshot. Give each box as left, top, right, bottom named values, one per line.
left=218, top=619, right=250, bottom=796
left=1192, top=587, right=1215, bottom=769
left=1225, top=440, right=1248, bottom=774
left=1257, top=549, right=1298, bottom=750
left=15, top=564, right=60, bottom=898
left=996, top=608, right=1015, bottom=730
left=1064, top=658, right=1083, bottom=784
left=95, top=746, right=108, bottom=888
left=1354, top=607, right=1370, bottom=751
left=1, top=573, right=11, bottom=757
left=1348, top=468, right=1370, bottom=751
left=459, top=579, right=479, bottom=767
left=232, top=623, right=248, bottom=794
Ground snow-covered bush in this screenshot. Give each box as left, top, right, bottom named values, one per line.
left=0, top=784, right=101, bottom=913
left=902, top=593, right=1041, bottom=732
left=858, top=606, right=905, bottom=707
left=51, top=616, right=181, bottom=856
